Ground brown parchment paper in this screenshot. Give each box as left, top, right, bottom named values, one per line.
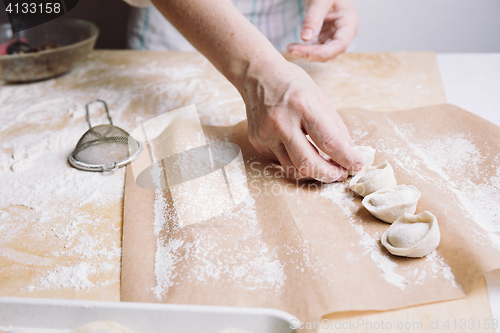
left=0, top=50, right=445, bottom=301
left=121, top=104, right=500, bottom=324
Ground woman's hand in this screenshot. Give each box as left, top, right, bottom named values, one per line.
left=287, top=0, right=359, bottom=61
left=152, top=0, right=362, bottom=182
left=241, top=57, right=363, bottom=183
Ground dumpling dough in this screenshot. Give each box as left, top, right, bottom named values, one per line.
left=305, top=139, right=375, bottom=177
left=349, top=146, right=376, bottom=176
left=72, top=321, right=134, bottom=333
left=381, top=211, right=440, bottom=258
left=362, top=185, right=421, bottom=223
left=349, top=162, right=397, bottom=197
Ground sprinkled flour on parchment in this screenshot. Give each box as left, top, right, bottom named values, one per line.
left=147, top=115, right=500, bottom=301
left=3, top=52, right=498, bottom=304
left=386, top=120, right=500, bottom=235
left=152, top=189, right=288, bottom=301
left=0, top=51, right=246, bottom=293
left=325, top=116, right=500, bottom=294
left=0, top=52, right=250, bottom=292
left=320, top=182, right=458, bottom=290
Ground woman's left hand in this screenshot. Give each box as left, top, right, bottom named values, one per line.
left=287, top=0, right=359, bottom=61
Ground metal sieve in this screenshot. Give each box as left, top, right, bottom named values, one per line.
left=69, top=100, right=143, bottom=172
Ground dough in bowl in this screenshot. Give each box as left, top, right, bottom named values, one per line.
left=349, top=146, right=376, bottom=176
left=349, top=162, right=397, bottom=197
left=381, top=211, right=440, bottom=258
left=362, top=185, right=421, bottom=223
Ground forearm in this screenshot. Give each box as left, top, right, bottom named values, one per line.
left=151, top=0, right=362, bottom=181
left=151, top=0, right=285, bottom=91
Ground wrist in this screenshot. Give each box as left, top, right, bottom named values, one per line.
left=231, top=52, right=291, bottom=104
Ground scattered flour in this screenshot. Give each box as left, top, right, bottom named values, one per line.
left=320, top=182, right=408, bottom=290
left=320, top=167, right=460, bottom=291
left=0, top=123, right=124, bottom=291
left=153, top=189, right=170, bottom=237
left=3, top=52, right=496, bottom=301
left=343, top=118, right=500, bottom=293
left=388, top=120, right=500, bottom=235
left=153, top=238, right=184, bottom=301
left=425, top=252, right=458, bottom=288
left=0, top=51, right=245, bottom=292
left=152, top=190, right=287, bottom=301
left=39, top=262, right=94, bottom=290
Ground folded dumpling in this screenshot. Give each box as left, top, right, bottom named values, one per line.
left=362, top=185, right=421, bottom=223
left=349, top=146, right=376, bottom=176
left=381, top=211, right=440, bottom=258
left=349, top=162, right=397, bottom=197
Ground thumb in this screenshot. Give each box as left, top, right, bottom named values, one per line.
left=301, top=0, right=331, bottom=41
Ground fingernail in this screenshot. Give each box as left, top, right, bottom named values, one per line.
left=319, top=176, right=335, bottom=184
left=337, top=171, right=348, bottom=182
left=301, top=28, right=313, bottom=41
left=354, top=162, right=364, bottom=172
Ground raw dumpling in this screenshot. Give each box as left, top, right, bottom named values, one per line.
left=349, top=162, right=397, bottom=197
left=362, top=185, right=421, bottom=223
left=349, top=146, right=376, bottom=176
left=381, top=211, right=440, bottom=258
left=72, top=321, right=134, bottom=333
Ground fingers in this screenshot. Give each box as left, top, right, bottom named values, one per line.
left=271, top=144, right=310, bottom=180
left=318, top=95, right=355, bottom=146
left=301, top=106, right=363, bottom=172
left=287, top=21, right=353, bottom=61
left=301, top=0, right=334, bottom=41
left=327, top=159, right=349, bottom=182
left=243, top=58, right=359, bottom=183
left=284, top=129, right=348, bottom=183
left=288, top=0, right=359, bottom=61
left=287, top=42, right=345, bottom=61
left=326, top=109, right=355, bottom=146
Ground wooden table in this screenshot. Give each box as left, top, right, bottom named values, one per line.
left=0, top=50, right=493, bottom=332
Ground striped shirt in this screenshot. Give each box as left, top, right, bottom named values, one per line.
left=126, top=0, right=306, bottom=52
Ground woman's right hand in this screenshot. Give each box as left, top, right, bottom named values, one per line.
left=151, top=0, right=362, bottom=182
left=239, top=56, right=363, bottom=183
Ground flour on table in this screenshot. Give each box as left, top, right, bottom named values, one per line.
left=0, top=125, right=124, bottom=291
left=0, top=52, right=248, bottom=293
left=39, top=262, right=94, bottom=290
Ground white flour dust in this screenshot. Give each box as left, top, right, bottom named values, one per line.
left=320, top=171, right=458, bottom=290
left=332, top=117, right=500, bottom=292
left=69, top=53, right=246, bottom=127
left=0, top=63, right=135, bottom=292
left=0, top=51, right=246, bottom=293
left=153, top=238, right=184, bottom=300
left=152, top=191, right=287, bottom=301
left=0, top=123, right=124, bottom=291
left=320, top=182, right=408, bottom=290
left=39, top=262, right=94, bottom=290
left=425, top=252, right=458, bottom=288
left=387, top=121, right=500, bottom=235
left=0, top=50, right=246, bottom=292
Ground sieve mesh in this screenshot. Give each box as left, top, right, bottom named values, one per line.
left=69, top=100, right=143, bottom=172
left=73, top=125, right=140, bottom=165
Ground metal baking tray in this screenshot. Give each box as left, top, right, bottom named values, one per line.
left=0, top=297, right=297, bottom=333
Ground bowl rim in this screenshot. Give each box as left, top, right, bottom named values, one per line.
left=0, top=18, right=99, bottom=60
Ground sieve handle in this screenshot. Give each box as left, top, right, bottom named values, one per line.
left=85, top=100, right=113, bottom=128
